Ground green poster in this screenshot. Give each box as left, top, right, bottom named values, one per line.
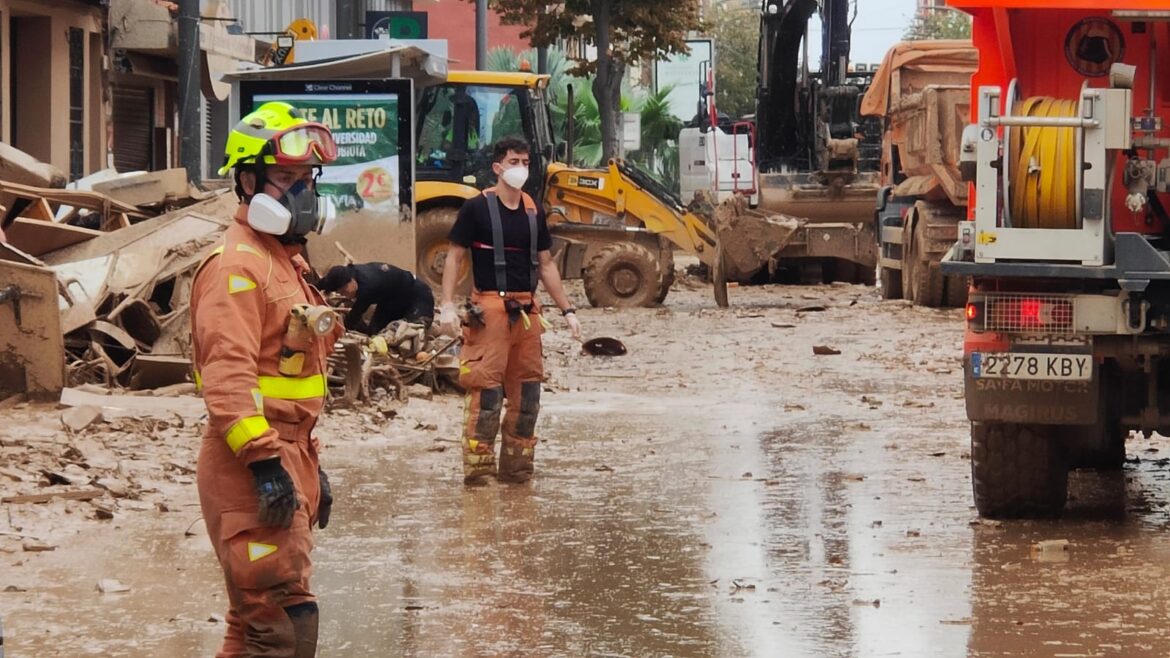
left=255, top=94, right=401, bottom=214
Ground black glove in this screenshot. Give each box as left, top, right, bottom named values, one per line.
left=317, top=468, right=333, bottom=530
left=248, top=458, right=299, bottom=528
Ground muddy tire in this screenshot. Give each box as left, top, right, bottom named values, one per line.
left=1064, top=424, right=1126, bottom=470
left=903, top=207, right=965, bottom=308
left=1063, top=381, right=1126, bottom=470
left=944, top=275, right=968, bottom=308
left=903, top=215, right=945, bottom=306
left=879, top=266, right=903, bottom=300
left=655, top=249, right=676, bottom=305
left=857, top=263, right=877, bottom=286
left=415, top=207, right=471, bottom=295
left=582, top=242, right=662, bottom=308
left=971, top=422, right=1068, bottom=519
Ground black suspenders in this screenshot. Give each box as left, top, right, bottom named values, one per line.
left=484, top=191, right=538, bottom=294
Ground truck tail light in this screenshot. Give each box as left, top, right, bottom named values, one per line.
left=979, top=295, right=1074, bottom=333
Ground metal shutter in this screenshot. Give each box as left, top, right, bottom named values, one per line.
left=111, top=86, right=153, bottom=173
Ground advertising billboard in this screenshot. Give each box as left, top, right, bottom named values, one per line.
left=237, top=79, right=415, bottom=272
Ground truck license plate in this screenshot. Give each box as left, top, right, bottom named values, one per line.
left=971, top=352, right=1091, bottom=381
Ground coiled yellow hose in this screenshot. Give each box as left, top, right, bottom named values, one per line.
left=1009, top=97, right=1079, bottom=229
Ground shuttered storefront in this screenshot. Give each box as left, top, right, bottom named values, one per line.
left=111, top=86, right=153, bottom=173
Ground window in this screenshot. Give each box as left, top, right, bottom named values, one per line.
left=68, top=27, right=85, bottom=181
left=416, top=83, right=529, bottom=186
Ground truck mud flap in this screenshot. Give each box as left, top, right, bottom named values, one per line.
left=964, top=360, right=1099, bottom=425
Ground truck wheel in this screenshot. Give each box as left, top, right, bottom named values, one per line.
left=943, top=276, right=968, bottom=308
left=903, top=215, right=947, bottom=307
left=879, top=266, right=903, bottom=300
left=583, top=242, right=663, bottom=308
left=971, top=422, right=1068, bottom=519
left=415, top=208, right=471, bottom=295
left=655, top=249, right=676, bottom=305
left=1064, top=424, right=1126, bottom=470
left=1063, top=381, right=1126, bottom=470
left=857, top=263, right=877, bottom=286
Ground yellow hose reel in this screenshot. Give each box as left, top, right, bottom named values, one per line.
left=1007, top=97, right=1080, bottom=230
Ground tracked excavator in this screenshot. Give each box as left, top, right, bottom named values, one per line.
left=414, top=71, right=794, bottom=308
left=681, top=0, right=881, bottom=286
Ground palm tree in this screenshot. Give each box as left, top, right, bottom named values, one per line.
left=626, top=85, right=683, bottom=190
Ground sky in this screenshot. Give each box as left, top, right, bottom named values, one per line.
left=819, top=0, right=922, bottom=66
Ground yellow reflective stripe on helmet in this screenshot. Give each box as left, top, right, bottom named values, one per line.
left=257, top=374, right=326, bottom=400
left=225, top=415, right=271, bottom=453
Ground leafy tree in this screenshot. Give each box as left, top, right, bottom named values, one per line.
left=490, top=0, right=703, bottom=162
left=488, top=45, right=683, bottom=190
left=904, top=9, right=972, bottom=40
left=712, top=2, right=760, bottom=119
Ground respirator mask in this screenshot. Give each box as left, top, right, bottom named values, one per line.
left=246, top=180, right=324, bottom=244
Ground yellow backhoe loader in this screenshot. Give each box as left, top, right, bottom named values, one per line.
left=414, top=70, right=794, bottom=307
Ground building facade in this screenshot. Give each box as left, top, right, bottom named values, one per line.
left=224, top=0, right=529, bottom=69
left=0, top=0, right=107, bottom=181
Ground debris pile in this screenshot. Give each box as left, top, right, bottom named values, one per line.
left=0, top=400, right=203, bottom=547
left=327, top=321, right=461, bottom=405
left=0, top=163, right=237, bottom=398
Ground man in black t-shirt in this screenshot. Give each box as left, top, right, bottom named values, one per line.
left=438, top=136, right=582, bottom=485
left=318, top=262, right=435, bottom=334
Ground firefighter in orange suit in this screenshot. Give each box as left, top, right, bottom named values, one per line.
left=191, top=101, right=343, bottom=657
left=438, top=136, right=583, bottom=485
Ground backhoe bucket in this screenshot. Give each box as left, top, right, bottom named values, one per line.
left=712, top=195, right=801, bottom=281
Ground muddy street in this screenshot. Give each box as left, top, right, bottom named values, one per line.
left=5, top=281, right=1170, bottom=657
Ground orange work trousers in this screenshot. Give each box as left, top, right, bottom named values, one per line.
left=458, top=291, right=545, bottom=484
left=197, top=419, right=322, bottom=658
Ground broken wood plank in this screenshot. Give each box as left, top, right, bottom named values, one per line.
left=92, top=168, right=190, bottom=207
left=5, top=217, right=102, bottom=256
left=2, top=488, right=105, bottom=504
left=18, top=197, right=54, bottom=221
left=101, top=211, right=132, bottom=233
left=0, top=180, right=146, bottom=218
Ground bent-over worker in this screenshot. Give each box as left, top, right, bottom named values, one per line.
left=438, top=136, right=583, bottom=485
left=317, top=262, right=435, bottom=334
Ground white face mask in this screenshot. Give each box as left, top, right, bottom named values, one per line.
left=247, top=193, right=293, bottom=235
left=500, top=166, right=529, bottom=190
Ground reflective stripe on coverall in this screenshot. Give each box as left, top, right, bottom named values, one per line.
left=190, top=209, right=343, bottom=658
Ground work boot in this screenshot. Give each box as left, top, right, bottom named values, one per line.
left=497, top=438, right=535, bottom=484
left=285, top=602, right=319, bottom=658
left=463, top=440, right=497, bottom=486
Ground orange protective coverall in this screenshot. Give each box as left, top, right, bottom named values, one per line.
left=457, top=189, right=548, bottom=484
left=191, top=209, right=342, bottom=657
left=459, top=290, right=545, bottom=483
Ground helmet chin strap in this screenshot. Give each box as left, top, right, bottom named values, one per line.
left=234, top=160, right=270, bottom=203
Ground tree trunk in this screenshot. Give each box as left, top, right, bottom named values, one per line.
left=592, top=0, right=624, bottom=162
